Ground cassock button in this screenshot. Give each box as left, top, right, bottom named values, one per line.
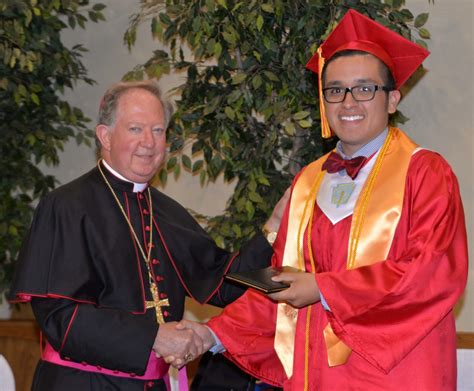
left=138, top=193, right=143, bottom=199
left=143, top=209, right=149, bottom=215
left=147, top=381, right=154, bottom=388
left=163, top=311, right=169, bottom=317
left=145, top=225, right=151, bottom=231
left=96, top=365, right=102, bottom=371
left=64, top=357, right=71, bottom=361
left=81, top=361, right=88, bottom=366
left=148, top=243, right=155, bottom=249
left=129, top=372, right=137, bottom=377
left=152, top=258, right=159, bottom=265
left=155, top=275, right=164, bottom=282
left=160, top=293, right=167, bottom=299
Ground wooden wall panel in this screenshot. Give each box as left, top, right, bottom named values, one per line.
left=0, top=320, right=40, bottom=391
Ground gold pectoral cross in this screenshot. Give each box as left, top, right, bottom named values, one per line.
left=145, top=282, right=169, bottom=324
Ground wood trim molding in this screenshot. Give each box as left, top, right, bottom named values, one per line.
left=456, top=332, right=474, bottom=349
left=0, top=319, right=40, bottom=341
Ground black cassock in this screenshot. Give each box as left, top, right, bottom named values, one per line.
left=9, top=163, right=272, bottom=390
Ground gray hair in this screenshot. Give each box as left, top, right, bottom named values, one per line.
left=95, top=80, right=174, bottom=148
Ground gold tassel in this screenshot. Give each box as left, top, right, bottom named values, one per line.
left=317, top=47, right=332, bottom=139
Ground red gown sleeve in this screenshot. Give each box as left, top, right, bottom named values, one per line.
left=315, top=150, right=468, bottom=372
left=207, top=184, right=296, bottom=387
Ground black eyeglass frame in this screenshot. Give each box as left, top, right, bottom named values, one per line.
left=322, top=84, right=392, bottom=103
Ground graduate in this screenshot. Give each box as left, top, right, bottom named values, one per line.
left=179, top=9, right=468, bottom=391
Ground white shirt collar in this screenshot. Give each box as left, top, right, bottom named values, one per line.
left=336, top=127, right=388, bottom=159
left=102, top=160, right=148, bottom=193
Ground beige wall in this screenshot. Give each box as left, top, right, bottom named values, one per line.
left=398, top=0, right=473, bottom=330
left=46, top=0, right=473, bottom=330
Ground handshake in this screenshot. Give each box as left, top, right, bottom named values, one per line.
left=152, top=320, right=217, bottom=368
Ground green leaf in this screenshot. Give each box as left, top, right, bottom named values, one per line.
left=263, top=71, right=279, bottom=82
left=214, top=42, right=222, bottom=58
left=182, top=154, right=192, bottom=169
left=30, top=92, right=40, bottom=105
left=257, top=176, right=270, bottom=186
left=293, top=111, right=310, bottom=120
left=173, top=164, right=181, bottom=179
left=93, top=4, right=106, bottom=11
left=18, top=84, right=28, bottom=97
left=261, top=3, right=274, bottom=13
left=227, top=90, right=242, bottom=103
left=159, top=168, right=168, bottom=186
left=298, top=119, right=312, bottom=128
left=256, top=15, right=264, bottom=31
left=231, top=73, right=247, bottom=85
left=192, top=160, right=203, bottom=173
left=248, top=180, right=257, bottom=192
left=249, top=192, right=264, bottom=203
left=159, top=13, right=171, bottom=25
left=418, top=28, right=430, bottom=39
left=231, top=224, right=242, bottom=237
left=25, top=134, right=36, bottom=146
left=415, top=39, right=428, bottom=50
left=414, top=13, right=429, bottom=28
left=199, top=169, right=206, bottom=186
left=252, top=74, right=262, bottom=89
left=151, top=17, right=162, bottom=39
left=223, top=31, right=237, bottom=45
left=253, top=50, right=261, bottom=62
left=224, top=106, right=235, bottom=120
left=245, top=200, right=255, bottom=219
left=167, top=156, right=177, bottom=170
left=217, top=0, right=227, bottom=9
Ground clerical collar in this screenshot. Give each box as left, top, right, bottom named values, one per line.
left=102, top=160, right=148, bottom=193
left=336, top=128, right=388, bottom=159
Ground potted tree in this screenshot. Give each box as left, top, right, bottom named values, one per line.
left=124, top=0, right=430, bottom=250
left=0, top=0, right=105, bottom=317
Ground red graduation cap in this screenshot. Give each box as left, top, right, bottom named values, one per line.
left=306, top=9, right=430, bottom=138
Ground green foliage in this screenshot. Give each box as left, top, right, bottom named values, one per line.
left=125, top=0, right=430, bottom=250
left=0, top=0, right=105, bottom=294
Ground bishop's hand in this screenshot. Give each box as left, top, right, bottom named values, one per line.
left=153, top=321, right=204, bottom=368
left=160, top=320, right=217, bottom=368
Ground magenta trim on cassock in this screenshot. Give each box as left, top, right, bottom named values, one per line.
left=42, top=340, right=169, bottom=380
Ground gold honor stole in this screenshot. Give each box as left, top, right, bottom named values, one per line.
left=274, top=128, right=418, bottom=378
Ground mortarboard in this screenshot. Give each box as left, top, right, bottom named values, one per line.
left=306, top=9, right=430, bottom=138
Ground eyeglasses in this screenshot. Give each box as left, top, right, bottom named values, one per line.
left=322, top=85, right=391, bottom=103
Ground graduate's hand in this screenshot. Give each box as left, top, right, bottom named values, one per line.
left=153, top=321, right=203, bottom=368
left=264, top=187, right=291, bottom=233
left=175, top=319, right=216, bottom=352
left=268, top=271, right=320, bottom=308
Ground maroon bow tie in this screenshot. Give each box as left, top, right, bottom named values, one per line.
left=322, top=152, right=367, bottom=180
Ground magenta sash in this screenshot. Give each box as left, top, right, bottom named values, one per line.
left=42, top=340, right=169, bottom=380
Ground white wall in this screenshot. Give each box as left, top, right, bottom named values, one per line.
left=46, top=0, right=473, bottom=330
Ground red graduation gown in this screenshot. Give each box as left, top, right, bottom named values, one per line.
left=208, top=149, right=468, bottom=390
